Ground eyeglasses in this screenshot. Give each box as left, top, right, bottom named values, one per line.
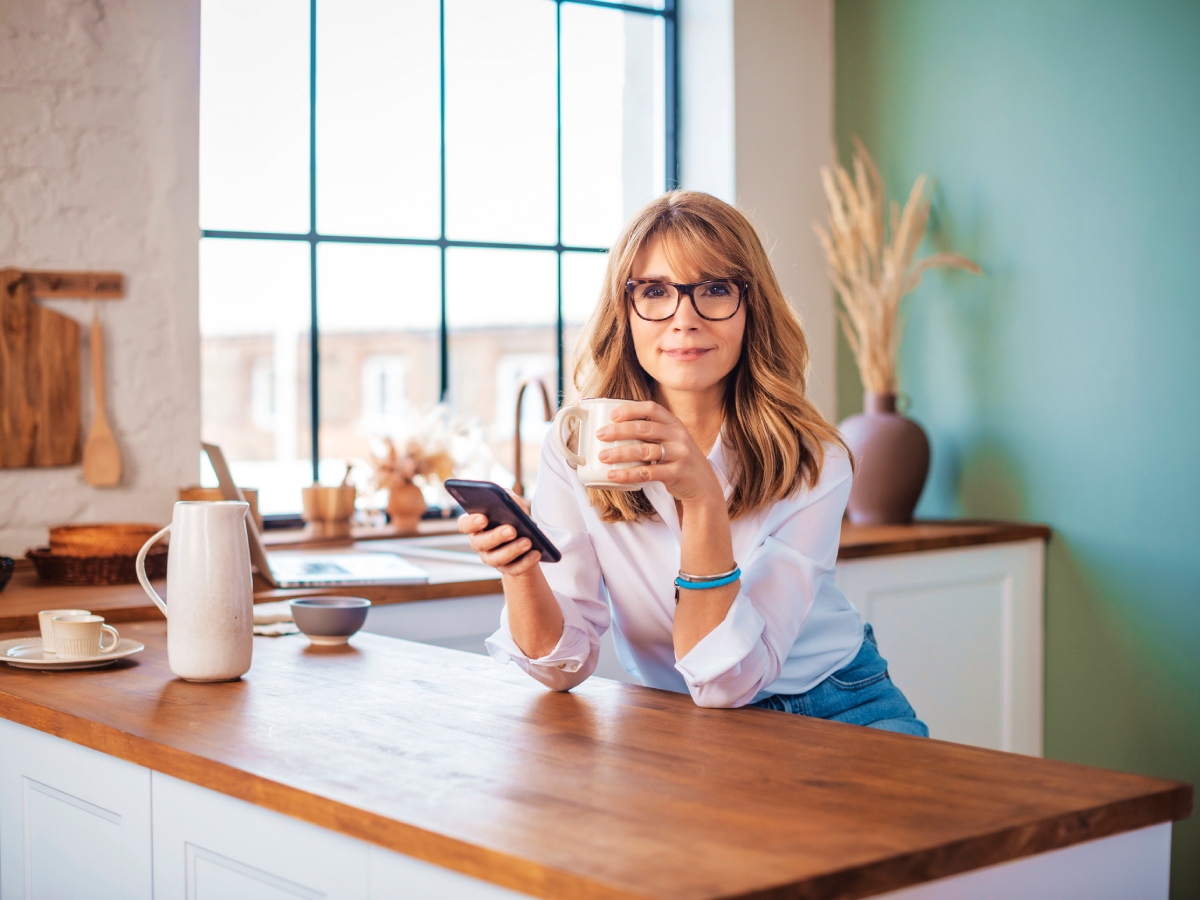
left=626, top=278, right=747, bottom=322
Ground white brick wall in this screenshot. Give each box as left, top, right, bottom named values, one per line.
left=0, top=0, right=201, bottom=556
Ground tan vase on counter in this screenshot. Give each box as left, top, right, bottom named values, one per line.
left=387, top=483, right=427, bottom=533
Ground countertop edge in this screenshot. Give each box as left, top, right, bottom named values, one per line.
left=0, top=687, right=1189, bottom=900
left=761, top=788, right=1192, bottom=900
left=836, top=522, right=1051, bottom=561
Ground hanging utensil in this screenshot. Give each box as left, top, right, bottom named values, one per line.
left=82, top=308, right=121, bottom=487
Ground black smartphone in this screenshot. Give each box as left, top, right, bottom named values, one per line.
left=444, top=479, right=562, bottom=563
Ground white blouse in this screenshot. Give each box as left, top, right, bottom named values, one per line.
left=485, top=432, right=865, bottom=708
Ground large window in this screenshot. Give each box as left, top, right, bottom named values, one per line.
left=200, top=0, right=676, bottom=513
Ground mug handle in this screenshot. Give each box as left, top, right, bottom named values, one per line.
left=552, top=406, right=588, bottom=469
left=135, top=524, right=171, bottom=618
left=99, top=624, right=120, bottom=653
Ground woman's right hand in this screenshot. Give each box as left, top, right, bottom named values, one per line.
left=458, top=511, right=543, bottom=577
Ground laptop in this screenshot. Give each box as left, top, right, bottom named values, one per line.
left=202, top=443, right=428, bottom=589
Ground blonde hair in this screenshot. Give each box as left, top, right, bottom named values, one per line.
left=572, top=190, right=848, bottom=523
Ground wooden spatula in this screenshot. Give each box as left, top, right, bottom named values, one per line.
left=82, top=312, right=121, bottom=487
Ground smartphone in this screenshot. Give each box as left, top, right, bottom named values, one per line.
left=444, top=479, right=562, bottom=563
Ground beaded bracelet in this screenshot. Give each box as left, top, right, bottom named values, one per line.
left=674, top=567, right=741, bottom=591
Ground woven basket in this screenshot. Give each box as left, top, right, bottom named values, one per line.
left=26, top=545, right=168, bottom=586
left=48, top=523, right=163, bottom=558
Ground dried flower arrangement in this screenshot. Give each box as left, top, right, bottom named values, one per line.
left=365, top=404, right=497, bottom=525
left=815, top=137, right=983, bottom=396
left=369, top=437, right=454, bottom=492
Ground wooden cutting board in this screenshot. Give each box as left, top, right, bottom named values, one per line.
left=0, top=268, right=82, bottom=467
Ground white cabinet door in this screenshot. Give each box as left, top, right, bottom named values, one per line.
left=835, top=540, right=1044, bottom=755
left=152, top=773, right=531, bottom=899
left=369, top=845, right=529, bottom=899
left=0, top=717, right=153, bottom=900
left=152, top=773, right=370, bottom=900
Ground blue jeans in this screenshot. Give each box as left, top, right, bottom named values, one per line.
left=751, top=624, right=929, bottom=737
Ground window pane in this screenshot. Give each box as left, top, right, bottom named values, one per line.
left=317, top=0, right=441, bottom=238
left=445, top=0, right=557, bottom=244
left=316, top=243, right=441, bottom=464
left=200, top=0, right=310, bottom=233
left=562, top=5, right=666, bottom=248
left=447, top=248, right=557, bottom=487
left=562, top=250, right=609, bottom=396
left=200, top=239, right=312, bottom=514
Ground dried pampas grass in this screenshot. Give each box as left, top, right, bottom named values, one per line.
left=815, top=137, right=982, bottom=396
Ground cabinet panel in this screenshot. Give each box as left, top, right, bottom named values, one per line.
left=152, top=772, right=532, bottom=899
left=189, top=843, right=325, bottom=899
left=836, top=540, right=1044, bottom=755
left=369, top=845, right=529, bottom=899
left=152, top=772, right=370, bottom=900
left=0, top=717, right=153, bottom=900
left=867, top=576, right=1009, bottom=750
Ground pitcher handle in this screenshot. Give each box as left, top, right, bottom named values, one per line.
left=135, top=524, right=171, bottom=618
left=552, top=406, right=588, bottom=469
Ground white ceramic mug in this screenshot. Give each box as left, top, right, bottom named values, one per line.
left=136, top=501, right=253, bottom=682
left=552, top=398, right=648, bottom=491
left=38, top=608, right=91, bottom=655
left=52, top=615, right=119, bottom=659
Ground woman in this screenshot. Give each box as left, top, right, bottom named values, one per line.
left=461, top=191, right=927, bottom=735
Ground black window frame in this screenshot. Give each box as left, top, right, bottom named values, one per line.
left=201, top=0, right=679, bottom=483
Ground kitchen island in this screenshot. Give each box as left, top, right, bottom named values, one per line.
left=0, top=621, right=1189, bottom=899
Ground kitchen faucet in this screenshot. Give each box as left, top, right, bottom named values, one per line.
left=512, top=377, right=555, bottom=497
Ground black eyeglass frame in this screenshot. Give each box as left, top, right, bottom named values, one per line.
left=625, top=277, right=748, bottom=321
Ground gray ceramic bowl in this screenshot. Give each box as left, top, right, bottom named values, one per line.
left=289, top=596, right=371, bottom=646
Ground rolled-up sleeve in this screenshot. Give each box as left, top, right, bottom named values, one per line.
left=673, top=453, right=853, bottom=708
left=484, top=441, right=610, bottom=692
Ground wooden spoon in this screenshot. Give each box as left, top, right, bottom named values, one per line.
left=82, top=313, right=121, bottom=487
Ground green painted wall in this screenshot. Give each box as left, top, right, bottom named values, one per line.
left=834, top=1, right=1199, bottom=894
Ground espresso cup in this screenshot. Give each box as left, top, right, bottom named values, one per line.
left=52, top=615, right=120, bottom=659
left=38, top=608, right=91, bottom=655
left=552, top=398, right=648, bottom=491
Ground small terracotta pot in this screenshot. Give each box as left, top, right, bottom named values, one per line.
left=838, top=393, right=930, bottom=525
left=302, top=485, right=357, bottom=539
left=386, top=483, right=427, bottom=533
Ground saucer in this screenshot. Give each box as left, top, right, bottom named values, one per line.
left=0, top=636, right=145, bottom=670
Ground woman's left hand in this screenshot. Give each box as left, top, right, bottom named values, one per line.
left=595, top=401, right=723, bottom=507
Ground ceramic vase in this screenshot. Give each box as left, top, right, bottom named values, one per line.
left=838, top=393, right=930, bottom=525
left=387, top=483, right=427, bottom=532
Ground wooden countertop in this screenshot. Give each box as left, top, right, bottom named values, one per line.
left=0, top=520, right=1047, bottom=634
left=836, top=520, right=1049, bottom=559
left=0, top=621, right=1187, bottom=900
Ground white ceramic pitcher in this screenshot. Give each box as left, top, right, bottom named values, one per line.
left=135, top=501, right=253, bottom=682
